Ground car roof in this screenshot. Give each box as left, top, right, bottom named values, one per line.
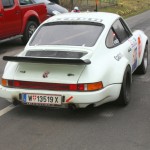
left=45, top=12, right=120, bottom=26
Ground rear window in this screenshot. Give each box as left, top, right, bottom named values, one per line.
left=30, top=22, right=104, bottom=47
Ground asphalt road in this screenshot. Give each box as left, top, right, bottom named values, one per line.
left=0, top=10, right=150, bottom=150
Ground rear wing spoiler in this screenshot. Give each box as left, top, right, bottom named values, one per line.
left=3, top=56, right=91, bottom=65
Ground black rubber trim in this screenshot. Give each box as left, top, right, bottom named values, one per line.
left=3, top=56, right=91, bottom=65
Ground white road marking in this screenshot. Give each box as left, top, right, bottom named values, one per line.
left=0, top=104, right=16, bottom=117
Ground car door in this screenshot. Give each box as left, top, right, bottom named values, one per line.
left=0, top=1, right=5, bottom=39
left=106, top=18, right=137, bottom=73
left=1, top=0, right=22, bottom=38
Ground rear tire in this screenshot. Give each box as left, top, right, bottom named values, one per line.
left=135, top=44, right=148, bottom=74
left=22, top=21, right=38, bottom=44
left=117, top=66, right=131, bottom=106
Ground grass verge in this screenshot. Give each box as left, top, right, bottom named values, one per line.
left=99, top=0, right=150, bottom=18
left=61, top=0, right=150, bottom=18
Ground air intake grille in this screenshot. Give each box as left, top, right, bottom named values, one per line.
left=26, top=51, right=87, bottom=58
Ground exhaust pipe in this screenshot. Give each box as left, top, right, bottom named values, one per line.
left=12, top=98, right=21, bottom=106
left=68, top=104, right=77, bottom=110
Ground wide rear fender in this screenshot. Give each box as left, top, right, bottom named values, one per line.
left=78, top=54, right=131, bottom=87
left=21, top=10, right=40, bottom=34
left=2, top=62, right=18, bottom=79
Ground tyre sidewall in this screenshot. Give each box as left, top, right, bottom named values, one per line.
left=141, top=44, right=148, bottom=73
left=118, top=66, right=131, bottom=106
left=136, top=44, right=148, bottom=74
left=22, top=21, right=38, bottom=44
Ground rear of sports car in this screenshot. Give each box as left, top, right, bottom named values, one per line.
left=0, top=13, right=122, bottom=109
left=1, top=48, right=110, bottom=108
left=0, top=60, right=121, bottom=108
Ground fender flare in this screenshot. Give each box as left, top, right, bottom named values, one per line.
left=21, top=10, right=40, bottom=34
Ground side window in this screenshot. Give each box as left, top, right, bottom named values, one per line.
left=106, top=18, right=132, bottom=48
left=2, top=0, right=14, bottom=8
left=106, top=28, right=120, bottom=48
left=112, top=19, right=131, bottom=43
left=19, top=0, right=33, bottom=5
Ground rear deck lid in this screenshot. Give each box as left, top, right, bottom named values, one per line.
left=13, top=63, right=86, bottom=84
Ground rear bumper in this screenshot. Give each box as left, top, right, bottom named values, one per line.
left=0, top=84, right=121, bottom=108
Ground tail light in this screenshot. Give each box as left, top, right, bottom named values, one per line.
left=2, top=79, right=8, bottom=87
left=1, top=78, right=103, bottom=91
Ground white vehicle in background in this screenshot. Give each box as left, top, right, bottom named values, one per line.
left=0, top=12, right=148, bottom=109
left=33, top=0, right=68, bottom=16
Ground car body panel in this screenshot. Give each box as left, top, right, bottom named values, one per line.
left=0, top=1, right=22, bottom=39
left=13, top=63, right=86, bottom=84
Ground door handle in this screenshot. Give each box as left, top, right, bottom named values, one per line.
left=15, top=11, right=20, bottom=14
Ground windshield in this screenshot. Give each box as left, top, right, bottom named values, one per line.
left=33, top=0, right=51, bottom=4
left=30, top=23, right=104, bottom=47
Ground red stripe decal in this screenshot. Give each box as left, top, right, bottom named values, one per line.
left=66, top=96, right=73, bottom=103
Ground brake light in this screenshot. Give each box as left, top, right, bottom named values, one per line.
left=2, top=79, right=103, bottom=91
left=69, top=84, right=77, bottom=91
left=77, top=84, right=85, bottom=91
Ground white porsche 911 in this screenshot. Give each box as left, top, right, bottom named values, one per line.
left=0, top=12, right=148, bottom=109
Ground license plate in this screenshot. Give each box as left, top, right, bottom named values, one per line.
left=22, top=93, right=62, bottom=105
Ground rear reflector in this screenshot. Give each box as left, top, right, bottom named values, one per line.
left=2, top=79, right=103, bottom=91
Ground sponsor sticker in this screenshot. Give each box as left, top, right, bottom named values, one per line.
left=132, top=47, right=138, bottom=72
left=114, top=53, right=122, bottom=61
